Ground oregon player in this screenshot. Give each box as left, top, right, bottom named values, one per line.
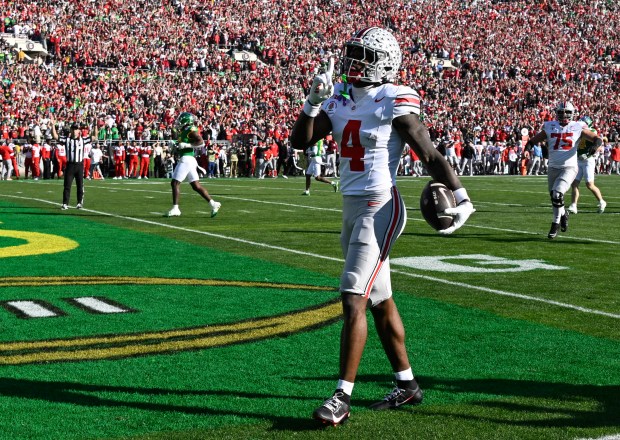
left=166, top=112, right=221, bottom=217
left=568, top=116, right=606, bottom=214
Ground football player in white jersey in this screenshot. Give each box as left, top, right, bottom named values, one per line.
left=567, top=116, right=606, bottom=214
left=526, top=102, right=602, bottom=239
left=302, top=138, right=338, bottom=195
left=291, top=27, right=475, bottom=426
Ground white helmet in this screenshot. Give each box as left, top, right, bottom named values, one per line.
left=555, top=101, right=576, bottom=124
left=341, top=27, right=402, bottom=84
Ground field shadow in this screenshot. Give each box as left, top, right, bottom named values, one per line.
left=2, top=375, right=618, bottom=433
left=428, top=376, right=619, bottom=428
left=0, top=377, right=320, bottom=432
left=349, top=374, right=620, bottom=429
left=468, top=235, right=545, bottom=243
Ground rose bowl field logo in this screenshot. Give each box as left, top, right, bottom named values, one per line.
left=0, top=276, right=341, bottom=365
left=0, top=226, right=341, bottom=366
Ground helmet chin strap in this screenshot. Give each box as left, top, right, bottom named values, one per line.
left=342, top=69, right=381, bottom=87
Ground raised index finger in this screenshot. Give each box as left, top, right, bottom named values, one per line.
left=326, top=57, right=334, bottom=78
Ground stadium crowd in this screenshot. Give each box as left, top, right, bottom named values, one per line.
left=1, top=0, right=619, bottom=180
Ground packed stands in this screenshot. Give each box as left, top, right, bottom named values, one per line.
left=1, top=0, right=619, bottom=146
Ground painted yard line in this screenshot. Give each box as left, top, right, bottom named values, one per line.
left=462, top=223, right=620, bottom=245
left=575, top=435, right=620, bottom=440
left=394, top=178, right=620, bottom=201
left=29, top=179, right=620, bottom=202
left=467, top=187, right=620, bottom=200
left=4, top=196, right=345, bottom=264
left=82, top=185, right=345, bottom=213
left=4, top=195, right=619, bottom=319
left=93, top=186, right=620, bottom=245
left=5, top=186, right=619, bottom=245
left=390, top=269, right=620, bottom=319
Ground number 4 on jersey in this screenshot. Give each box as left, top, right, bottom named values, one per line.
left=341, top=120, right=364, bottom=171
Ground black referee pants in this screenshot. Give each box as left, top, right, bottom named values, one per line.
left=63, top=161, right=84, bottom=205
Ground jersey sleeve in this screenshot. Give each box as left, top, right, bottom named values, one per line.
left=393, top=85, right=421, bottom=118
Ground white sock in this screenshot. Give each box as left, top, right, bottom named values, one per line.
left=173, top=204, right=179, bottom=210
left=394, top=368, right=414, bottom=381
left=336, top=379, right=354, bottom=396
left=209, top=200, right=217, bottom=207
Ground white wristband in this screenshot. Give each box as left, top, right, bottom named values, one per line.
left=453, top=187, right=470, bottom=204
left=303, top=100, right=321, bottom=118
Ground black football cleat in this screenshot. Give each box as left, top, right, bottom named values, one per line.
left=560, top=211, right=569, bottom=232
left=313, top=392, right=351, bottom=426
left=369, top=385, right=424, bottom=411
left=548, top=222, right=560, bottom=239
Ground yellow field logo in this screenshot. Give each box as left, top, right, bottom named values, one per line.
left=0, top=228, right=79, bottom=258
left=0, top=228, right=341, bottom=365
left=0, top=276, right=341, bottom=365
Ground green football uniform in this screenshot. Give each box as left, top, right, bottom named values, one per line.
left=576, top=128, right=597, bottom=158
left=177, top=125, right=199, bottom=157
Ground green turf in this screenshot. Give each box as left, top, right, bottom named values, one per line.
left=0, top=175, right=619, bottom=439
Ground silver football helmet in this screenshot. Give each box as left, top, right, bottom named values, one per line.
left=555, top=101, right=576, bottom=124
left=341, top=27, right=402, bottom=84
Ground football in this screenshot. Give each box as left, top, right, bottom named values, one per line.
left=419, top=181, right=456, bottom=231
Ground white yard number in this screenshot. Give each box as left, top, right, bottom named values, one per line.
left=391, top=254, right=567, bottom=273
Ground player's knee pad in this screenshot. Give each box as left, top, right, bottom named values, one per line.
left=550, top=190, right=564, bottom=207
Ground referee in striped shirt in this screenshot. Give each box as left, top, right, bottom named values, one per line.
left=51, top=115, right=93, bottom=210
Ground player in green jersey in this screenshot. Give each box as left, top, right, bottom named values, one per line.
left=167, top=112, right=221, bottom=217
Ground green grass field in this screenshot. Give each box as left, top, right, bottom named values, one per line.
left=0, top=175, right=618, bottom=440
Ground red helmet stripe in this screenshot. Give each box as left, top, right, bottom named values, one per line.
left=354, top=27, right=375, bottom=38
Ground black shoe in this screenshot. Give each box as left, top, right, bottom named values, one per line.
left=560, top=211, right=569, bottom=232
left=313, top=392, right=351, bottom=426
left=548, top=222, right=560, bottom=239
left=369, top=385, right=424, bottom=411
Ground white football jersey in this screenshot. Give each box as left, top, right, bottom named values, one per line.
left=543, top=120, right=588, bottom=168
left=83, top=142, right=92, bottom=158
left=321, top=83, right=420, bottom=195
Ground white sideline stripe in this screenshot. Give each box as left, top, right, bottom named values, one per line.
left=90, top=185, right=620, bottom=245
left=390, top=270, right=620, bottom=319
left=101, top=186, right=344, bottom=213
left=5, top=195, right=619, bottom=320
left=72, top=297, right=127, bottom=313
left=462, top=223, right=620, bottom=245
left=6, top=301, right=56, bottom=318
left=575, top=435, right=620, bottom=440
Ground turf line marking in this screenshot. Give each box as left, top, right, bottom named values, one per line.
left=42, top=184, right=620, bottom=245
left=5, top=196, right=344, bottom=263
left=4, top=195, right=619, bottom=319
left=461, top=223, right=620, bottom=245
left=87, top=185, right=344, bottom=213
left=390, top=269, right=620, bottom=319
left=575, top=435, right=620, bottom=440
